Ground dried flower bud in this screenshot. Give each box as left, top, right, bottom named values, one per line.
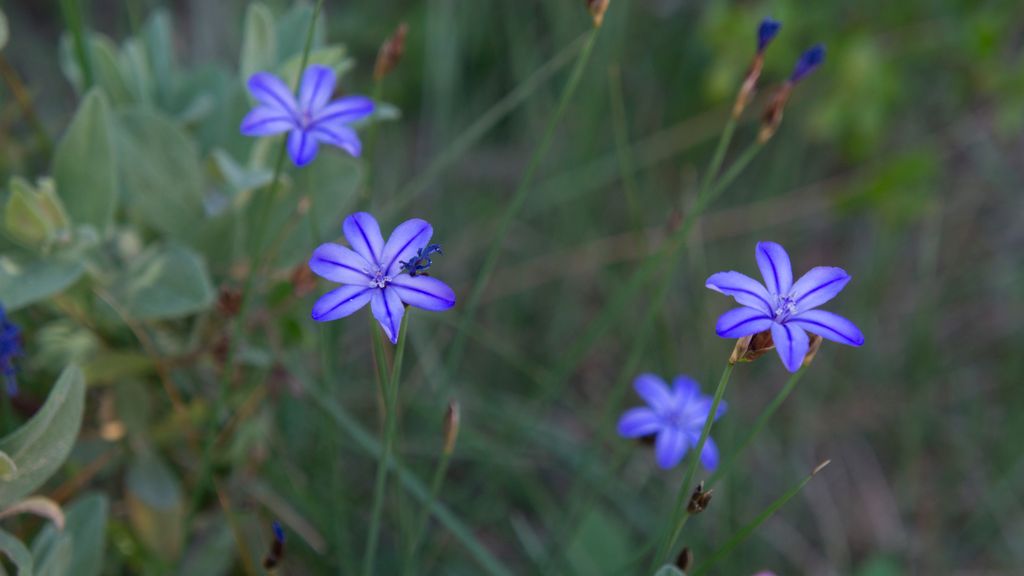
left=733, top=19, right=781, bottom=119
left=217, top=285, right=243, bottom=318
left=686, top=481, right=714, bottom=514
left=263, top=521, right=286, bottom=569
left=586, top=0, right=610, bottom=28
left=676, top=547, right=694, bottom=571
left=443, top=400, right=460, bottom=455
left=758, top=83, right=793, bottom=143
left=802, top=333, right=824, bottom=368
left=374, top=23, right=408, bottom=81
left=730, top=330, right=776, bottom=364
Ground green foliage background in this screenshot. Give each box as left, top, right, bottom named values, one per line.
left=0, top=0, right=1021, bottom=574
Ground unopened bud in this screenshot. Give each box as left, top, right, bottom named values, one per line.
left=374, top=23, right=408, bottom=81
left=443, top=400, right=460, bottom=455
left=758, top=83, right=793, bottom=143
left=733, top=19, right=781, bottom=119
left=790, top=44, right=826, bottom=83
left=730, top=330, right=776, bottom=364
left=263, top=521, right=286, bottom=569
left=676, top=547, right=694, bottom=571
left=686, top=481, right=714, bottom=515
left=802, top=333, right=823, bottom=368
left=586, top=0, right=610, bottom=28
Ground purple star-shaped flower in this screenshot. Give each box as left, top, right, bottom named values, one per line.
left=618, top=374, right=726, bottom=470
left=0, top=305, right=22, bottom=396
left=241, top=64, right=374, bottom=167
left=308, top=212, right=456, bottom=344
left=706, top=241, right=865, bottom=373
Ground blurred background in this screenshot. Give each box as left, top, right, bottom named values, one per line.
left=1, top=0, right=1022, bottom=574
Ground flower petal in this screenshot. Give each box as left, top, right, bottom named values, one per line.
left=770, top=322, right=809, bottom=373
left=671, top=375, right=700, bottom=405
left=791, top=266, right=852, bottom=311
left=381, top=219, right=433, bottom=276
left=789, top=309, right=864, bottom=346
left=715, top=307, right=773, bottom=338
left=309, top=243, right=371, bottom=284
left=655, top=428, right=689, bottom=469
left=314, top=96, right=375, bottom=125
left=634, top=374, right=673, bottom=409
left=240, top=106, right=295, bottom=136
left=342, top=212, right=385, bottom=264
left=311, top=285, right=373, bottom=322
left=617, top=408, right=662, bottom=438
left=390, top=275, right=455, bottom=311
left=371, top=286, right=405, bottom=344
left=247, top=72, right=297, bottom=117
left=288, top=130, right=319, bottom=166
left=298, top=65, right=336, bottom=114
left=705, top=271, right=773, bottom=314
left=310, top=123, right=362, bottom=157
left=699, top=437, right=720, bottom=470
left=756, top=241, right=793, bottom=296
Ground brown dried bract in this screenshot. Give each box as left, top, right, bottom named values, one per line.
left=374, top=23, right=409, bottom=81
left=586, top=0, right=610, bottom=28
left=686, top=481, right=714, bottom=514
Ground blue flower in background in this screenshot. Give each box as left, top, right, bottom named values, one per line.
left=790, top=44, right=826, bottom=83
left=706, top=241, right=864, bottom=373
left=308, top=212, right=456, bottom=344
left=241, top=64, right=374, bottom=166
left=618, top=374, right=725, bottom=470
left=0, top=305, right=23, bottom=396
left=757, top=18, right=781, bottom=53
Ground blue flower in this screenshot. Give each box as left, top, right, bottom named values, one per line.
left=790, top=44, right=826, bottom=83
left=0, top=305, right=23, bottom=396
left=308, top=212, right=456, bottom=344
left=706, top=241, right=865, bottom=373
left=757, top=18, right=782, bottom=53
left=241, top=65, right=374, bottom=167
left=618, top=374, right=725, bottom=470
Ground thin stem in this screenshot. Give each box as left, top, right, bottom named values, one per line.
left=691, top=461, right=831, bottom=576
left=402, top=448, right=454, bottom=575
left=185, top=0, right=324, bottom=529
left=654, top=361, right=735, bottom=567
left=607, top=64, right=643, bottom=237
left=709, top=368, right=805, bottom=488
left=445, top=28, right=601, bottom=376
left=0, top=56, right=53, bottom=155
left=363, top=314, right=411, bottom=575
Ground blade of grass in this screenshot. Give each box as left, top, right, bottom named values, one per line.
left=690, top=461, right=832, bottom=576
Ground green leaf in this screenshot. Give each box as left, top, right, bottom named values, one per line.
left=275, top=3, right=324, bottom=64
left=33, top=493, right=109, bottom=576
left=0, top=9, right=9, bottom=52
left=240, top=3, right=277, bottom=80
left=115, top=109, right=205, bottom=239
left=0, top=528, right=33, bottom=575
left=0, top=366, right=86, bottom=510
left=179, top=516, right=235, bottom=576
left=88, top=35, right=133, bottom=105
left=52, top=89, right=118, bottom=234
left=654, top=566, right=686, bottom=576
left=142, top=9, right=175, bottom=105
left=126, top=452, right=184, bottom=562
left=115, top=244, right=215, bottom=320
left=277, top=46, right=352, bottom=89
left=0, top=452, right=15, bottom=481
left=0, top=255, right=85, bottom=311
left=30, top=529, right=72, bottom=576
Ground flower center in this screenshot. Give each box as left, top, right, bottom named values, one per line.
left=367, top=266, right=392, bottom=289
left=773, top=294, right=798, bottom=322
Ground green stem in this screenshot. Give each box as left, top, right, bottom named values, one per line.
left=654, top=361, right=734, bottom=567
left=709, top=368, right=805, bottom=488
left=445, top=28, right=601, bottom=376
left=60, top=0, right=94, bottom=89
left=363, top=314, right=411, bottom=576
left=691, top=461, right=830, bottom=576
left=402, top=448, right=454, bottom=575
left=608, top=64, right=643, bottom=237
left=185, top=0, right=324, bottom=529
left=383, top=33, right=589, bottom=216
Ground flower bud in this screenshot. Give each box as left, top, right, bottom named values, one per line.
left=790, top=44, right=826, bottom=84
left=730, top=330, right=776, bottom=364
left=443, top=400, right=460, bottom=455
left=733, top=19, right=781, bottom=119
left=586, top=0, right=610, bottom=28
left=686, top=481, right=714, bottom=514
left=758, top=83, right=793, bottom=143
left=374, top=23, right=408, bottom=81
left=676, top=547, right=694, bottom=572
left=4, top=177, right=71, bottom=248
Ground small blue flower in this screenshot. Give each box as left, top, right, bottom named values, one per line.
left=618, top=374, right=725, bottom=470
left=241, top=65, right=374, bottom=167
left=757, top=18, right=782, bottom=53
left=308, top=212, right=456, bottom=344
left=272, top=521, right=285, bottom=544
left=790, top=44, right=826, bottom=83
left=706, top=241, right=865, bottom=373
left=0, top=305, right=22, bottom=396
